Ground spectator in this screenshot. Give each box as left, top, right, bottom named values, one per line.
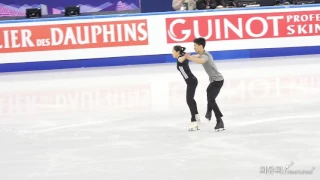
left=172, top=0, right=196, bottom=11
left=197, top=0, right=225, bottom=9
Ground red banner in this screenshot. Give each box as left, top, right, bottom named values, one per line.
left=0, top=19, right=148, bottom=53
left=166, top=10, right=320, bottom=43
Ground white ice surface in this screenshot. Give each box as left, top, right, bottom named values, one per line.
left=0, top=55, right=319, bottom=180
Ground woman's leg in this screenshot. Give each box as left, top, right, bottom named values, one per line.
left=186, top=79, right=198, bottom=122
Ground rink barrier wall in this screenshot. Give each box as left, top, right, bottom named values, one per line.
left=2, top=45, right=320, bottom=73
left=1, top=4, right=320, bottom=72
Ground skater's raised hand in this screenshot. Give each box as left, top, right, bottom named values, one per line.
left=185, top=53, right=191, bottom=60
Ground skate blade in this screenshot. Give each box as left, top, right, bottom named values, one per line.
left=206, top=118, right=211, bottom=121
left=215, top=128, right=225, bottom=132
left=189, top=127, right=200, bottom=131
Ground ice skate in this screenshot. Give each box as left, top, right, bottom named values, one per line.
left=196, top=114, right=201, bottom=123
left=205, top=110, right=212, bottom=121
left=215, top=118, right=225, bottom=132
left=189, top=121, right=200, bottom=131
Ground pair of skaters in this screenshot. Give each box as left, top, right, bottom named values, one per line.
left=172, top=37, right=224, bottom=131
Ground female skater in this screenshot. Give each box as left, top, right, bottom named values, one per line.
left=172, top=45, right=200, bottom=131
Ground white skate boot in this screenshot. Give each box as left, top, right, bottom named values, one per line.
left=189, top=121, right=200, bottom=131
left=195, top=114, right=201, bottom=123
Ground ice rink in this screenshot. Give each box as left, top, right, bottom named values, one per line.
left=0, top=55, right=319, bottom=180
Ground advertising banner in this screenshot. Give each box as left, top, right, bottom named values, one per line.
left=166, top=10, right=320, bottom=43
left=0, top=19, right=148, bottom=53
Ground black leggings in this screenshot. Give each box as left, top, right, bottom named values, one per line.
left=186, top=78, right=199, bottom=122
left=207, top=80, right=224, bottom=119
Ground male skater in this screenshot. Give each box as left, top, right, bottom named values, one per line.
left=185, top=37, right=225, bottom=131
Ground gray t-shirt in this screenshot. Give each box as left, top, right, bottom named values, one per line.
left=199, top=51, right=224, bottom=82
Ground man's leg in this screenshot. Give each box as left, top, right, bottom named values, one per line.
left=207, top=80, right=224, bottom=119
left=205, top=92, right=213, bottom=120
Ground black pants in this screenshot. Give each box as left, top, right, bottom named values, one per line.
left=186, top=78, right=199, bottom=122
left=207, top=80, right=224, bottom=119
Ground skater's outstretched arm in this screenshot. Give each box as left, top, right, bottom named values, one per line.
left=185, top=53, right=208, bottom=64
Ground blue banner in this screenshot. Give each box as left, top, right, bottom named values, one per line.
left=0, top=0, right=140, bottom=17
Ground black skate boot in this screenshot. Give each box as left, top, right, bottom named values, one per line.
left=205, top=110, right=212, bottom=121
left=215, top=118, right=225, bottom=132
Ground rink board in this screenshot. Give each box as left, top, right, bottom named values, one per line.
left=1, top=5, right=320, bottom=72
